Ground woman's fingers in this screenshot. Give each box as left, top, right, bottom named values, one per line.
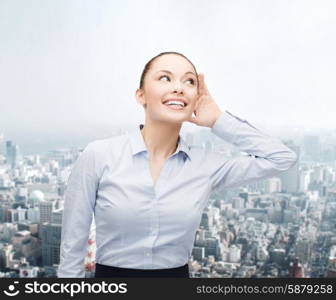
left=198, top=73, right=204, bottom=95
left=187, top=114, right=198, bottom=124
left=194, top=95, right=203, bottom=114
left=198, top=73, right=210, bottom=96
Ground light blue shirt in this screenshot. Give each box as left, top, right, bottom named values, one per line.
left=57, top=110, right=298, bottom=277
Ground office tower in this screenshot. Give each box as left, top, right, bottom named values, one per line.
left=39, top=200, right=55, bottom=224
left=295, top=237, right=311, bottom=264
left=279, top=141, right=300, bottom=193
left=310, top=165, right=324, bottom=183
left=232, top=196, right=245, bottom=209
left=8, top=208, right=19, bottom=223
left=17, top=187, right=28, bottom=205
left=27, top=207, right=40, bottom=223
left=303, top=135, right=320, bottom=161
left=0, top=243, right=14, bottom=269
left=51, top=208, right=63, bottom=225
left=6, top=141, right=14, bottom=167
left=323, top=167, right=335, bottom=184
left=299, top=170, right=310, bottom=192
left=205, top=237, right=220, bottom=258
left=40, top=222, right=62, bottom=266
left=227, top=244, right=241, bottom=263
left=17, top=206, right=27, bottom=222
left=200, top=210, right=212, bottom=230
left=6, top=140, right=21, bottom=168
left=238, top=190, right=249, bottom=207
left=192, top=246, right=205, bottom=261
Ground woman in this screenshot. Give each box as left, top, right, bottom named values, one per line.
left=57, top=51, right=298, bottom=278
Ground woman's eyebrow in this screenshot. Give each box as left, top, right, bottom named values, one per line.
left=156, top=70, right=196, bottom=76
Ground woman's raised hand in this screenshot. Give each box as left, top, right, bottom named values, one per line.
left=187, top=73, right=222, bottom=128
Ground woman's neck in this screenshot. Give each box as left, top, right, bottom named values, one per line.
left=140, top=118, right=182, bottom=160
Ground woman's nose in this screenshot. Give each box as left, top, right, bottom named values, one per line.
left=172, top=81, right=183, bottom=93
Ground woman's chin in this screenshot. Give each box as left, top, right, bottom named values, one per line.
left=160, top=115, right=188, bottom=125
left=149, top=108, right=191, bottom=124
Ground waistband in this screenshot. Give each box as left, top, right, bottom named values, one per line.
left=94, top=263, right=189, bottom=278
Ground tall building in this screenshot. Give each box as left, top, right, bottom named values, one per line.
left=299, top=170, right=310, bottom=192
left=27, top=207, right=40, bottom=223
left=200, top=210, right=212, bottom=230
left=6, top=140, right=22, bottom=168
left=192, top=246, right=205, bottom=261
left=295, top=237, right=311, bottom=264
left=205, top=238, right=220, bottom=259
left=303, top=135, right=320, bottom=161
left=227, top=244, right=241, bottom=263
left=39, top=200, right=55, bottom=224
left=310, top=165, right=324, bottom=183
left=279, top=141, right=300, bottom=193
left=232, top=196, right=245, bottom=209
left=51, top=208, right=63, bottom=225
left=238, top=191, right=249, bottom=207
left=40, top=222, right=61, bottom=266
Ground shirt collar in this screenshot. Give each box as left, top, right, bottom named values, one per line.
left=128, top=124, right=191, bottom=161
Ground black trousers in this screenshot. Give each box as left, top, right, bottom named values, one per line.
left=94, top=263, right=189, bottom=278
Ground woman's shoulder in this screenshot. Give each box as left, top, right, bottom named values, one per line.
left=87, top=133, right=127, bottom=150
left=83, top=134, right=129, bottom=175
left=90, top=133, right=127, bottom=145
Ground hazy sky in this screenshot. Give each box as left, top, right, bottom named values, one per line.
left=1, top=0, right=335, bottom=145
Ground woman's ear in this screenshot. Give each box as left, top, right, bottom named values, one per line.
left=135, top=88, right=146, bottom=107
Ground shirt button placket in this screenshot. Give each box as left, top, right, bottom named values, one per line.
left=144, top=186, right=155, bottom=267
left=147, top=157, right=169, bottom=268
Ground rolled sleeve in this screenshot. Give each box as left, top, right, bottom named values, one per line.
left=57, top=142, right=98, bottom=278
left=209, top=110, right=298, bottom=193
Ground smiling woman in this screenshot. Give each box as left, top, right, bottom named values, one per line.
left=138, top=52, right=199, bottom=107
left=136, top=52, right=200, bottom=128
left=57, top=51, right=298, bottom=278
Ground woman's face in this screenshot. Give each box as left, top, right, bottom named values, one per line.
left=136, top=54, right=199, bottom=124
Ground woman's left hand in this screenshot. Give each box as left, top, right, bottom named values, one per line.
left=187, top=73, right=222, bottom=128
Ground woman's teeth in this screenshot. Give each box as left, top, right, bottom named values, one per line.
left=165, top=103, right=185, bottom=110
left=163, top=100, right=186, bottom=110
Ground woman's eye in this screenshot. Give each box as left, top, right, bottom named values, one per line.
left=159, top=75, right=170, bottom=81
left=187, top=78, right=195, bottom=85
left=159, top=75, right=195, bottom=85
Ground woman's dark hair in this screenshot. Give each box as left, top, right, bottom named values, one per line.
left=139, top=51, right=198, bottom=109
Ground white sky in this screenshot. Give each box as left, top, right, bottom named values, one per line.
left=0, top=0, right=335, bottom=140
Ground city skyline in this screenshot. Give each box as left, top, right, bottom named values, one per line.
left=1, top=127, right=336, bottom=278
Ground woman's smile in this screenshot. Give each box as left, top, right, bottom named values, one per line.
left=164, top=104, right=185, bottom=111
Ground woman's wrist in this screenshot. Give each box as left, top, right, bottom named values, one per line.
left=209, top=109, right=223, bottom=128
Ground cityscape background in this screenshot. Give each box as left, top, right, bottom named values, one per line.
left=1, top=127, right=336, bottom=278
left=0, top=0, right=336, bottom=277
